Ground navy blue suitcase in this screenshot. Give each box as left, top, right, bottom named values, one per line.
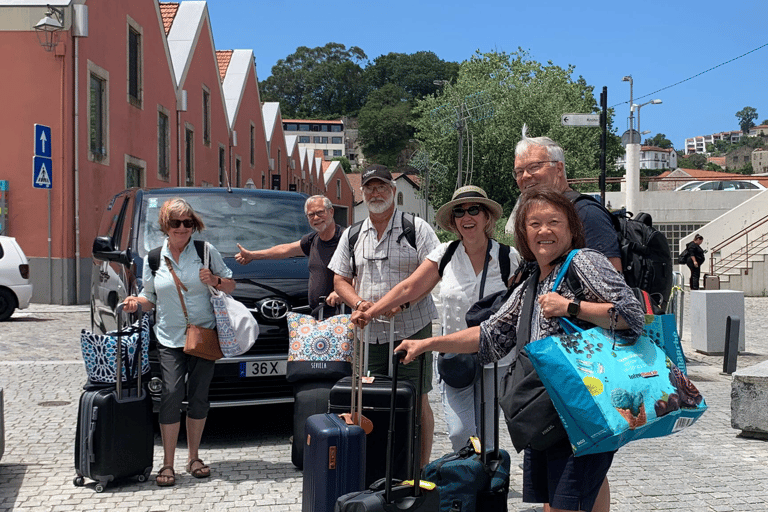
left=292, top=380, right=336, bottom=469
left=302, top=412, right=367, bottom=512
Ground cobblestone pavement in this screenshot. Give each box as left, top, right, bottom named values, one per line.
left=1, top=297, right=767, bottom=511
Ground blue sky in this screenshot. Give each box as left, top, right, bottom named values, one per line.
left=205, top=0, right=767, bottom=151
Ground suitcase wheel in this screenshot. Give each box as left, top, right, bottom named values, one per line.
left=137, top=473, right=147, bottom=483
left=73, top=476, right=85, bottom=487
left=95, top=483, right=105, bottom=493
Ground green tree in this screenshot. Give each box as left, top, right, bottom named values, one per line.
left=678, top=153, right=707, bottom=169
left=259, top=43, right=368, bottom=119
left=331, top=156, right=352, bottom=173
left=643, top=133, right=672, bottom=149
left=413, top=49, right=622, bottom=211
left=736, top=106, right=758, bottom=133
left=358, top=84, right=415, bottom=167
left=364, top=51, right=459, bottom=99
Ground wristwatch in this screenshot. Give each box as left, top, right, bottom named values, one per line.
left=355, top=299, right=364, bottom=310
left=567, top=298, right=581, bottom=318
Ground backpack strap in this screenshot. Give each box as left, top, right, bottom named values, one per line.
left=437, top=239, right=461, bottom=277
left=148, top=240, right=207, bottom=277
left=565, top=190, right=623, bottom=233
left=347, top=220, right=364, bottom=278
left=498, top=243, right=511, bottom=285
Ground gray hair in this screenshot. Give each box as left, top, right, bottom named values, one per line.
left=515, top=124, right=567, bottom=180
left=305, top=195, right=332, bottom=213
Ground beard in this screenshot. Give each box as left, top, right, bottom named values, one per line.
left=311, top=217, right=332, bottom=233
left=365, top=194, right=393, bottom=215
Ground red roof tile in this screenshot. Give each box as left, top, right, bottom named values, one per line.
left=216, top=50, right=233, bottom=81
left=159, top=3, right=179, bottom=35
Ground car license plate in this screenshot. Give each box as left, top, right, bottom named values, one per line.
left=240, top=360, right=287, bottom=377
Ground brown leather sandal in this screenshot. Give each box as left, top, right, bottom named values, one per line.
left=186, top=458, right=211, bottom=478
left=156, top=465, right=176, bottom=487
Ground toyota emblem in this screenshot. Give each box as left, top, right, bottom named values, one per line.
left=259, top=298, right=290, bottom=320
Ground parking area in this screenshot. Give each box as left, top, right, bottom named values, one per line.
left=1, top=300, right=768, bottom=511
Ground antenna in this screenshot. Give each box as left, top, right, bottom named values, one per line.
left=429, top=91, right=494, bottom=189
left=407, top=148, right=449, bottom=224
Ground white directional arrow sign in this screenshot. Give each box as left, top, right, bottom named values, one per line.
left=34, top=124, right=52, bottom=157
left=561, top=114, right=600, bottom=127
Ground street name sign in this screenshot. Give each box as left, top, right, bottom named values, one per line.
left=561, top=114, right=600, bottom=127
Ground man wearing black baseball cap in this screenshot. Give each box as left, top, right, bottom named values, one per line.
left=328, top=164, right=440, bottom=467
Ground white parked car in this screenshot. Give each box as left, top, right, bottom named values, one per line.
left=0, top=236, right=33, bottom=320
left=675, top=180, right=766, bottom=191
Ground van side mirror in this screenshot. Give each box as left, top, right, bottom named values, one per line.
left=92, top=236, right=132, bottom=265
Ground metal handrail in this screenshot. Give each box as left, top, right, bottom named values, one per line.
left=709, top=215, right=768, bottom=275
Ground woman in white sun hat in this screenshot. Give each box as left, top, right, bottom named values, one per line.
left=352, top=185, right=520, bottom=451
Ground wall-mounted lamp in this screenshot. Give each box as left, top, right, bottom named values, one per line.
left=34, top=5, right=64, bottom=52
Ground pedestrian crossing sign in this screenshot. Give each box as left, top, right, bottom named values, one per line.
left=33, top=156, right=53, bottom=189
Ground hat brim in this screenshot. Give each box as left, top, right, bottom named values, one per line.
left=435, top=197, right=503, bottom=233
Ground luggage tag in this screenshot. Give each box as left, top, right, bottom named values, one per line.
left=401, top=480, right=437, bottom=491
left=469, top=436, right=482, bottom=454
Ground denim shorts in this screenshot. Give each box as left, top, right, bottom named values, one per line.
left=523, top=438, right=615, bottom=512
left=366, top=323, right=433, bottom=393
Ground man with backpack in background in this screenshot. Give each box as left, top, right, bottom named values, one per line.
left=507, top=125, right=623, bottom=272
left=683, top=234, right=706, bottom=290
left=328, top=165, right=440, bottom=466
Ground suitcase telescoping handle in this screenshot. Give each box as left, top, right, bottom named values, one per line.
left=478, top=360, right=501, bottom=464
left=114, top=302, right=144, bottom=400
left=386, top=349, right=425, bottom=504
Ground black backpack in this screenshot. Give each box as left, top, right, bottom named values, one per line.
left=147, top=240, right=207, bottom=276
left=565, top=192, right=673, bottom=313
left=347, top=211, right=416, bottom=277
left=678, top=248, right=689, bottom=264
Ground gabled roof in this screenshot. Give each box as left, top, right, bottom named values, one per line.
left=262, top=102, right=281, bottom=143
left=283, top=118, right=344, bottom=125
left=221, top=49, right=254, bottom=130
left=166, top=1, right=208, bottom=87
left=215, top=49, right=232, bottom=81
left=284, top=134, right=298, bottom=157
left=159, top=2, right=179, bottom=34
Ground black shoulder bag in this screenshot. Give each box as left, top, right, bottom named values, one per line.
left=498, top=268, right=568, bottom=452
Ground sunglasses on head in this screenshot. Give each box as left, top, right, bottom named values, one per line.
left=168, top=219, right=195, bottom=228
left=452, top=205, right=482, bottom=218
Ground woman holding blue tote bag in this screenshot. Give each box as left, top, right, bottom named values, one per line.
left=395, top=188, right=645, bottom=512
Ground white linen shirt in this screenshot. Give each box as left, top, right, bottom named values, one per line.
left=139, top=239, right=233, bottom=349
left=427, top=239, right=519, bottom=336
left=328, top=209, right=439, bottom=344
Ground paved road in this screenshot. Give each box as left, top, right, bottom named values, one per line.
left=1, top=297, right=767, bottom=511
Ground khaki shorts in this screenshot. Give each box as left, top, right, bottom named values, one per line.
left=366, top=323, right=433, bottom=393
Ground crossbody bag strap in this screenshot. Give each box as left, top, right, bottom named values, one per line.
left=515, top=267, right=541, bottom=359
left=477, top=238, right=493, bottom=299
left=164, top=256, right=190, bottom=325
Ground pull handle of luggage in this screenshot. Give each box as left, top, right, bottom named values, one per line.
left=341, top=323, right=374, bottom=434
left=114, top=302, right=145, bottom=401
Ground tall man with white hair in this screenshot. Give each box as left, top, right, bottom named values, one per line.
left=328, top=165, right=440, bottom=466
left=236, top=195, right=343, bottom=318
left=507, top=125, right=622, bottom=271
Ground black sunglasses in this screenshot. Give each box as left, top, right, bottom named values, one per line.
left=168, top=219, right=195, bottom=228
left=452, top=205, right=482, bottom=218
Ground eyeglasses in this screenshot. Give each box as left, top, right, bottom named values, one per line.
left=168, top=218, right=195, bottom=228
left=362, top=183, right=390, bottom=194
left=452, top=205, right=482, bottom=218
left=306, top=209, right=328, bottom=219
left=513, top=160, right=558, bottom=180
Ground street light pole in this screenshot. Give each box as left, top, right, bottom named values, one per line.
left=632, top=99, right=663, bottom=138
left=622, top=75, right=639, bottom=215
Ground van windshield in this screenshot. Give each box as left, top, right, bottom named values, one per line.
left=137, top=192, right=310, bottom=257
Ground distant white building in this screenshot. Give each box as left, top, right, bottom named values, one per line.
left=282, top=119, right=346, bottom=160
left=685, top=130, right=742, bottom=155
left=616, top=146, right=678, bottom=170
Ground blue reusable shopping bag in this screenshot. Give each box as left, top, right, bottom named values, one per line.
left=525, top=250, right=707, bottom=456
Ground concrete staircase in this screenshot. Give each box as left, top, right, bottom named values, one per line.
left=679, top=190, right=768, bottom=296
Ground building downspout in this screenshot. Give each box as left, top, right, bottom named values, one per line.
left=73, top=35, right=80, bottom=303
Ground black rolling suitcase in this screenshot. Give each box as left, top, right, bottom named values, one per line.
left=73, top=304, right=154, bottom=492
left=335, top=351, right=440, bottom=511
left=302, top=322, right=370, bottom=512
left=328, top=318, right=416, bottom=488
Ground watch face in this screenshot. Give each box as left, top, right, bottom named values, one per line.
left=568, top=301, right=580, bottom=316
